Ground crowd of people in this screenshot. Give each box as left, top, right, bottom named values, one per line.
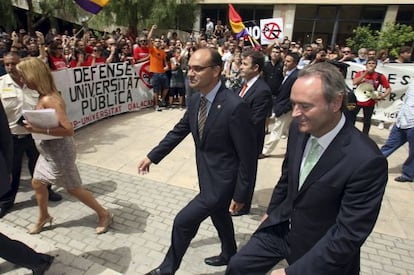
left=0, top=21, right=413, bottom=274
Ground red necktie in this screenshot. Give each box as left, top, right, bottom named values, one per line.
left=239, top=83, right=248, bottom=97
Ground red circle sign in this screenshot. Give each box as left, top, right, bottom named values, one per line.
left=138, top=61, right=152, bottom=88
left=263, top=22, right=282, bottom=40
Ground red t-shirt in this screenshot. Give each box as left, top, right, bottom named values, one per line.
left=133, top=46, right=149, bottom=62
left=85, top=45, right=94, bottom=54
left=49, top=55, right=68, bottom=71
left=84, top=56, right=106, bottom=66
left=354, top=71, right=390, bottom=107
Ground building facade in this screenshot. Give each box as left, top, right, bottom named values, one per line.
left=196, top=2, right=414, bottom=47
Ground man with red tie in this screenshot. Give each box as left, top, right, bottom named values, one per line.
left=234, top=49, right=272, bottom=216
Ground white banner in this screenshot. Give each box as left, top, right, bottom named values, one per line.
left=52, top=62, right=154, bottom=130
left=345, top=62, right=414, bottom=123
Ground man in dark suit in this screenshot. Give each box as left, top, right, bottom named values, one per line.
left=261, top=52, right=300, bottom=158
left=233, top=49, right=272, bottom=216
left=226, top=62, right=388, bottom=275
left=263, top=46, right=284, bottom=133
left=138, top=48, right=257, bottom=275
left=0, top=101, right=54, bottom=274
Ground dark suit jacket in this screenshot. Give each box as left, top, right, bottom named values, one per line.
left=240, top=78, right=272, bottom=156
left=273, top=68, right=299, bottom=117
left=148, top=84, right=257, bottom=206
left=0, top=102, right=12, bottom=194
left=259, top=119, right=387, bottom=275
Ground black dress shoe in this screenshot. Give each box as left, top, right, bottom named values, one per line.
left=144, top=268, right=162, bottom=275
left=48, top=188, right=62, bottom=201
left=0, top=206, right=10, bottom=219
left=395, top=176, right=413, bottom=182
left=32, top=254, right=54, bottom=275
left=258, top=154, right=268, bottom=159
left=204, top=255, right=229, bottom=266
left=231, top=210, right=249, bottom=217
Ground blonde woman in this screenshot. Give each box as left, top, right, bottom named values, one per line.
left=17, top=57, right=113, bottom=235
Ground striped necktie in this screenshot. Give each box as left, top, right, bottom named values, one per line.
left=198, top=96, right=208, bottom=138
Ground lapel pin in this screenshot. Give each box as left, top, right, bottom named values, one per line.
left=217, top=104, right=221, bottom=109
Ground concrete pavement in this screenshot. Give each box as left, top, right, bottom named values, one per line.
left=1, top=107, right=413, bottom=274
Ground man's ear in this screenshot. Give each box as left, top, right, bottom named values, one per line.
left=331, top=93, right=344, bottom=112
left=213, top=65, right=222, bottom=78
left=254, top=64, right=260, bottom=73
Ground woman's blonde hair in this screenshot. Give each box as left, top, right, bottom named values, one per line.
left=16, top=57, right=58, bottom=96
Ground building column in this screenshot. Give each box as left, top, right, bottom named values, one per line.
left=194, top=6, right=201, bottom=33
left=272, top=4, right=296, bottom=42
left=383, top=5, right=399, bottom=29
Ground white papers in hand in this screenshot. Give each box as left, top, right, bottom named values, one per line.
left=22, top=109, right=62, bottom=140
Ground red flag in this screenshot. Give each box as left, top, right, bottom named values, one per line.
left=228, top=4, right=245, bottom=35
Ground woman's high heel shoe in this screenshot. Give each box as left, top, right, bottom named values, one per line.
left=96, top=212, right=113, bottom=234
left=28, top=216, right=53, bottom=234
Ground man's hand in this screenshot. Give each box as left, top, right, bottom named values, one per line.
left=229, top=199, right=244, bottom=215
left=35, top=31, right=44, bottom=43
left=260, top=213, right=269, bottom=225
left=270, top=268, right=286, bottom=275
left=138, top=157, right=152, bottom=175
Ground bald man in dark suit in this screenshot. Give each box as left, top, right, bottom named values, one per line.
left=139, top=48, right=256, bottom=275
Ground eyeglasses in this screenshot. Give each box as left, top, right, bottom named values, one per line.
left=188, top=65, right=217, bottom=73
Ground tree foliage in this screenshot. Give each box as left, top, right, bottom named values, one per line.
left=3, top=0, right=199, bottom=38
left=377, top=23, right=414, bottom=58
left=346, top=23, right=414, bottom=58
left=95, top=0, right=199, bottom=37
left=346, top=26, right=377, bottom=52
left=0, top=0, right=17, bottom=29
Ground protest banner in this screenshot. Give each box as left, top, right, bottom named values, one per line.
left=345, top=62, right=414, bottom=123
left=53, top=62, right=153, bottom=130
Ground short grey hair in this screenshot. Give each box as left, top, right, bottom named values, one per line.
left=298, top=62, right=347, bottom=111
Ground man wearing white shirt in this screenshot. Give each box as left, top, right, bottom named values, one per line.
left=381, top=80, right=414, bottom=182
left=0, top=52, right=61, bottom=218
